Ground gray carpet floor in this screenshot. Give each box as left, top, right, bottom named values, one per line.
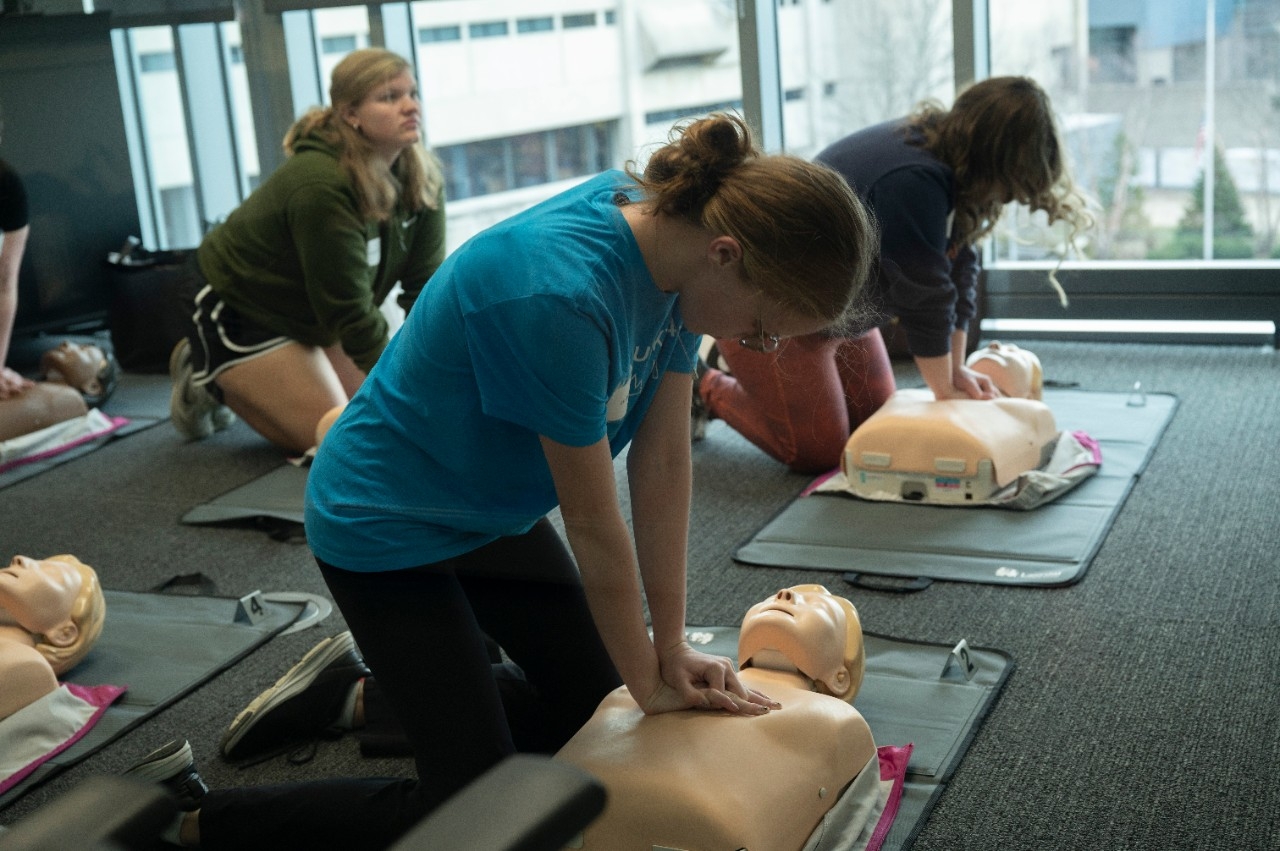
left=1, top=338, right=1277, bottom=850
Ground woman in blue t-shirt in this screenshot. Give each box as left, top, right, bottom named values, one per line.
left=136, top=113, right=878, bottom=850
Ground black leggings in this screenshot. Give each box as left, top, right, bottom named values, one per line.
left=199, top=519, right=621, bottom=851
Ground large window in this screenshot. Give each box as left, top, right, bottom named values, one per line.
left=113, top=1, right=746, bottom=252
left=775, top=0, right=1279, bottom=266
left=991, top=0, right=1280, bottom=264
left=104, top=0, right=1278, bottom=341
left=119, top=26, right=196, bottom=248
left=406, top=0, right=742, bottom=249
left=767, top=0, right=1276, bottom=340
left=436, top=123, right=614, bottom=201
left=777, top=0, right=954, bottom=160
left=112, top=7, right=369, bottom=249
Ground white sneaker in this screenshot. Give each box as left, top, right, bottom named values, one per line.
left=168, top=339, right=234, bottom=440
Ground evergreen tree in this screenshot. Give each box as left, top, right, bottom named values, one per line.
left=1153, top=145, right=1255, bottom=258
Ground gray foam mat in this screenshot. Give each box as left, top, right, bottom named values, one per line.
left=735, top=389, right=1178, bottom=587
left=0, top=417, right=162, bottom=489
left=0, top=373, right=170, bottom=490
left=0, top=590, right=304, bottom=810
left=181, top=463, right=308, bottom=527
left=684, top=625, right=1012, bottom=851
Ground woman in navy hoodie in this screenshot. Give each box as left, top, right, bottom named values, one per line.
left=695, top=76, right=1092, bottom=472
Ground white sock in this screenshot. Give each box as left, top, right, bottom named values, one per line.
left=160, top=811, right=186, bottom=846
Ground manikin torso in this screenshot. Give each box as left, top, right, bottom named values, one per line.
left=844, top=389, right=1057, bottom=487
left=0, top=341, right=112, bottom=442
left=0, top=624, right=60, bottom=720
left=556, top=662, right=875, bottom=851
left=0, top=382, right=88, bottom=442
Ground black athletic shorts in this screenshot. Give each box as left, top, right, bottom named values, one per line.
left=189, top=284, right=291, bottom=389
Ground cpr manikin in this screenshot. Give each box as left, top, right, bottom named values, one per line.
left=41, top=341, right=119, bottom=407
left=842, top=388, right=1058, bottom=503
left=0, top=342, right=118, bottom=442
left=0, top=383, right=88, bottom=442
left=555, top=584, right=878, bottom=851
left=964, top=340, right=1042, bottom=400
left=0, top=554, right=106, bottom=720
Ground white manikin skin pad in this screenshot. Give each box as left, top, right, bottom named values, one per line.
left=823, top=389, right=1100, bottom=508
left=557, top=678, right=879, bottom=851
left=0, top=409, right=120, bottom=472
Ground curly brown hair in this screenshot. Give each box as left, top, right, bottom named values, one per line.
left=908, top=76, right=1093, bottom=250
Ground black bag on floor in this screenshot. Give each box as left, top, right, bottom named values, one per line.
left=107, top=241, right=198, bottom=373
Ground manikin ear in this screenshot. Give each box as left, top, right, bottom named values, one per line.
left=42, top=620, right=79, bottom=648
left=707, top=235, right=743, bottom=268
left=84, top=378, right=103, bottom=397
left=822, top=666, right=856, bottom=701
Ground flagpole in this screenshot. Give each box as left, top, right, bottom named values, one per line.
left=1203, top=0, right=1216, bottom=260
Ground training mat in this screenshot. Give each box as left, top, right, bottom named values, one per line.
left=0, top=374, right=171, bottom=490
left=734, top=389, right=1178, bottom=587
left=0, top=590, right=304, bottom=810
left=0, top=416, right=161, bottom=489
left=181, top=462, right=308, bottom=527
left=683, top=626, right=1012, bottom=851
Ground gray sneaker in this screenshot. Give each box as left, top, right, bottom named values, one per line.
left=221, top=631, right=370, bottom=763
left=168, top=339, right=234, bottom=440
left=123, top=738, right=209, bottom=812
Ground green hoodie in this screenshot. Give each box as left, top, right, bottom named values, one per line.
left=197, top=134, right=446, bottom=372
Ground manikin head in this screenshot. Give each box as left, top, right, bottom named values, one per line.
left=0, top=554, right=105, bottom=675
left=965, top=340, right=1043, bottom=400
left=40, top=342, right=120, bottom=407
left=737, top=584, right=864, bottom=702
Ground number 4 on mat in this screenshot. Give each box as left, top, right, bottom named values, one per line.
left=234, top=590, right=268, bottom=625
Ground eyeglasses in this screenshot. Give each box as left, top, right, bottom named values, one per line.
left=738, top=325, right=781, bottom=354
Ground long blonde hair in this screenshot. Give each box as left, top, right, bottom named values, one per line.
left=628, top=113, right=877, bottom=330
left=283, top=48, right=443, bottom=222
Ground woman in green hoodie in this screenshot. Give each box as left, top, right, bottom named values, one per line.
left=169, top=48, right=446, bottom=454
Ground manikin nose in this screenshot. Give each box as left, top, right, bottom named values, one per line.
left=775, top=589, right=794, bottom=602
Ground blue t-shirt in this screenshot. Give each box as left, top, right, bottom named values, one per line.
left=305, top=171, right=701, bottom=571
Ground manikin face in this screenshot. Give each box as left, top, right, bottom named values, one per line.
left=968, top=341, right=1027, bottom=369
left=0, top=555, right=83, bottom=635
left=41, top=342, right=107, bottom=396
left=738, top=585, right=851, bottom=691
left=345, top=70, right=421, bottom=163
left=966, top=341, right=1042, bottom=399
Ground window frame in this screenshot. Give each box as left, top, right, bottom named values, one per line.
left=111, top=0, right=1278, bottom=344
left=754, top=0, right=1278, bottom=345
